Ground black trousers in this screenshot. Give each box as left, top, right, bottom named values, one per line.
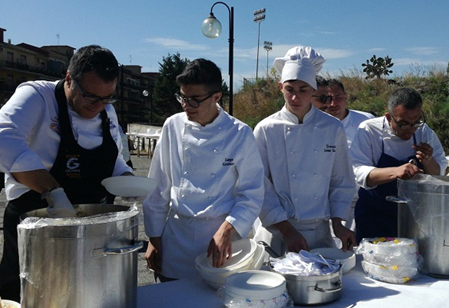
left=0, top=191, right=46, bottom=302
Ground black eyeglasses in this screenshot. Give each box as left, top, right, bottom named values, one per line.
left=390, top=114, right=425, bottom=129
left=72, top=77, right=117, bottom=104
left=312, top=95, right=333, bottom=104
left=175, top=92, right=216, bottom=108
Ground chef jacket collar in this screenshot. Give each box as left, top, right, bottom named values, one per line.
left=281, top=104, right=316, bottom=124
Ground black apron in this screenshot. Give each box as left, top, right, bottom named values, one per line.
left=355, top=119, right=422, bottom=244
left=0, top=80, right=118, bottom=301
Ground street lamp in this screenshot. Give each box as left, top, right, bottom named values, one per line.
left=253, top=8, right=266, bottom=80
left=202, top=2, right=234, bottom=116
left=142, top=89, right=153, bottom=124
left=263, top=41, right=272, bottom=78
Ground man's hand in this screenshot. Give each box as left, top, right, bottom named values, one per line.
left=332, top=218, right=356, bottom=252
left=207, top=221, right=235, bottom=268
left=413, top=142, right=440, bottom=175
left=145, top=237, right=162, bottom=273
left=275, top=220, right=310, bottom=252
left=395, top=162, right=423, bottom=180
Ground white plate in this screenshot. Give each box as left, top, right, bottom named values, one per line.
left=310, top=247, right=356, bottom=274
left=196, top=239, right=257, bottom=272
left=1, top=299, right=21, bottom=308
left=101, top=176, right=157, bottom=197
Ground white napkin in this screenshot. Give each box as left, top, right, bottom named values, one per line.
left=271, top=250, right=340, bottom=276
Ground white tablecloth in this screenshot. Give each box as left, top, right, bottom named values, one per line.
left=137, top=256, right=449, bottom=307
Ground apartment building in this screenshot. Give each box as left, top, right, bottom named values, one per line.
left=0, top=27, right=158, bottom=129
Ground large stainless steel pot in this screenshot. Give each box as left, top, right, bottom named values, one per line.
left=394, top=174, right=449, bottom=278
left=18, top=204, right=142, bottom=308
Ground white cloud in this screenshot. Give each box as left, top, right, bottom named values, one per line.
left=315, top=48, right=355, bottom=59
left=368, top=48, right=387, bottom=52
left=144, top=37, right=208, bottom=51
left=406, top=47, right=438, bottom=56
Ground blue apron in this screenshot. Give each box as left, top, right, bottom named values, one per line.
left=355, top=120, right=421, bottom=243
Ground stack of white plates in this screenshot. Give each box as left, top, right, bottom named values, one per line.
left=195, top=239, right=266, bottom=289
left=222, top=270, right=289, bottom=308
left=357, top=237, right=421, bottom=283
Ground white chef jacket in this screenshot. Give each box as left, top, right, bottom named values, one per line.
left=0, top=80, right=132, bottom=200
left=254, top=105, right=356, bottom=227
left=342, top=109, right=374, bottom=148
left=144, top=105, right=264, bottom=237
left=143, top=106, right=264, bottom=278
left=350, top=116, right=447, bottom=189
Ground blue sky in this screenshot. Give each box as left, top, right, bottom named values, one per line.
left=3, top=1, right=449, bottom=90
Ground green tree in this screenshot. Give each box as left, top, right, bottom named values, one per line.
left=151, top=53, right=189, bottom=123
left=362, top=55, right=394, bottom=79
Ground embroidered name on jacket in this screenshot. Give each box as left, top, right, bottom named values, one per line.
left=223, top=158, right=234, bottom=166
left=324, top=144, right=336, bottom=152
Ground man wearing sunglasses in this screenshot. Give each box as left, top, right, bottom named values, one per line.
left=0, top=45, right=133, bottom=300
left=143, top=58, right=264, bottom=282
left=327, top=79, right=374, bottom=148
left=311, top=76, right=332, bottom=112
left=350, top=87, right=447, bottom=243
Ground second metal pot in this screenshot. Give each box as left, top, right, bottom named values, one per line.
left=277, top=269, right=342, bottom=305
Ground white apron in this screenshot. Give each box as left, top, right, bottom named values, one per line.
left=161, top=211, right=241, bottom=279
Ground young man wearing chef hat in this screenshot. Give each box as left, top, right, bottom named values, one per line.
left=253, top=46, right=356, bottom=256
left=143, top=58, right=264, bottom=281
left=0, top=45, right=133, bottom=301
left=350, top=87, right=447, bottom=243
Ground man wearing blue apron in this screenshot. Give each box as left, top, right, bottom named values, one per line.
left=0, top=45, right=133, bottom=301
left=351, top=88, right=447, bottom=243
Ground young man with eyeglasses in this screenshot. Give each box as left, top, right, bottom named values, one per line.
left=350, top=87, right=447, bottom=243
left=0, top=45, right=133, bottom=301
left=143, top=58, right=264, bottom=282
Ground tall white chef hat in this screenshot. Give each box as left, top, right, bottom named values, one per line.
left=273, top=46, right=325, bottom=89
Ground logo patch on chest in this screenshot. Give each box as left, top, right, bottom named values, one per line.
left=222, top=157, right=234, bottom=166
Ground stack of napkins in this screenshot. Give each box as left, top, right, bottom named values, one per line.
left=270, top=250, right=340, bottom=276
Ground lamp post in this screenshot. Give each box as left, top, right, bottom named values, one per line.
left=253, top=8, right=266, bottom=81
left=263, top=41, right=272, bottom=78
left=142, top=89, right=152, bottom=124
left=201, top=2, right=234, bottom=116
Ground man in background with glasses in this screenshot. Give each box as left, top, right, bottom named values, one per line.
left=0, top=45, right=133, bottom=301
left=143, top=58, right=264, bottom=282
left=350, top=87, right=447, bottom=243
left=311, top=76, right=332, bottom=112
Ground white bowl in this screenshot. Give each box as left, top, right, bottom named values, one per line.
left=224, top=270, right=286, bottom=300
left=1, top=299, right=21, bottom=308
left=101, top=176, right=157, bottom=197
left=195, top=239, right=257, bottom=273
left=250, top=244, right=266, bottom=270
left=310, top=247, right=356, bottom=274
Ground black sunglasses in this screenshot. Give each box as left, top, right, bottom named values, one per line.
left=312, top=95, right=333, bottom=104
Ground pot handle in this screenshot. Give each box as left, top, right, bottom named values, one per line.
left=386, top=196, right=410, bottom=204
left=93, top=241, right=143, bottom=258
left=311, top=280, right=342, bottom=293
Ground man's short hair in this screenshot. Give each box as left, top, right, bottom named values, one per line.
left=68, top=45, right=119, bottom=82
left=388, top=87, right=423, bottom=113
left=328, top=78, right=345, bottom=93
left=316, top=76, right=329, bottom=88
left=176, top=58, right=222, bottom=93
